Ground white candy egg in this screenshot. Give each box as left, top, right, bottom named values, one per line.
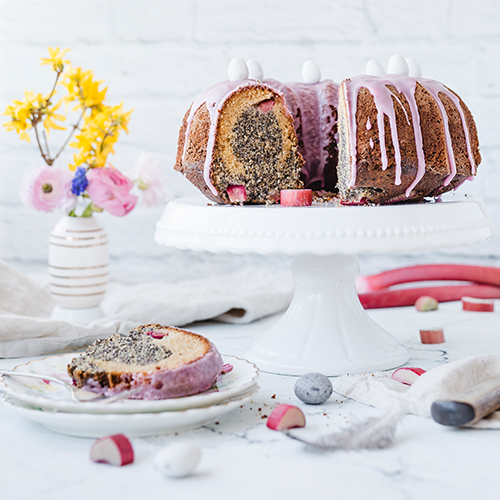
left=247, top=59, right=264, bottom=80
left=302, top=60, right=321, bottom=84
left=406, top=58, right=423, bottom=78
left=387, top=54, right=409, bottom=75
left=228, top=57, right=249, bottom=81
left=155, top=442, right=201, bottom=478
left=365, top=59, right=385, bottom=77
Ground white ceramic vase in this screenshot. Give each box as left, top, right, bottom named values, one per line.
left=48, top=215, right=108, bottom=322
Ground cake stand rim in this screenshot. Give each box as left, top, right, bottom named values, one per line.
left=154, top=195, right=494, bottom=256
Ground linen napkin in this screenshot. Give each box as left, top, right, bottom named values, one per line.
left=331, top=353, right=500, bottom=429
left=0, top=260, right=294, bottom=358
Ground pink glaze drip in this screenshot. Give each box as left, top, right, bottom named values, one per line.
left=265, top=78, right=339, bottom=188
left=345, top=74, right=476, bottom=197
left=182, top=80, right=284, bottom=196
left=417, top=77, right=477, bottom=181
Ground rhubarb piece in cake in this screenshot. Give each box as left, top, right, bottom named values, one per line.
left=68, top=324, right=223, bottom=400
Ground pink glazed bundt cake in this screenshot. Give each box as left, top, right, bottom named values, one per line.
left=174, top=57, right=480, bottom=206
left=67, top=324, right=223, bottom=400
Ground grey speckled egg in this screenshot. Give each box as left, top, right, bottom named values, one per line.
left=294, top=372, right=333, bottom=405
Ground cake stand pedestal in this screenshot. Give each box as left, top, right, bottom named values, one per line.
left=155, top=196, right=493, bottom=376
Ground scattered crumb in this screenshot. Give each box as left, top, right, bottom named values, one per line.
left=271, top=394, right=276, bottom=399
left=261, top=415, right=268, bottom=419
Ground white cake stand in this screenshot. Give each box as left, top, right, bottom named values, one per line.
left=155, top=195, right=493, bottom=376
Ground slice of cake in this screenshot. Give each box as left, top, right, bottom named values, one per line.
left=67, top=324, right=224, bottom=400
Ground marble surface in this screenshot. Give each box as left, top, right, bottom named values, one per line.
left=1, top=298, right=500, bottom=500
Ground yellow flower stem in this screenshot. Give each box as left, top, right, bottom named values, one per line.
left=42, top=129, right=51, bottom=158
left=51, top=106, right=86, bottom=164
left=33, top=118, right=53, bottom=166
left=46, top=70, right=62, bottom=105
left=31, top=70, right=62, bottom=166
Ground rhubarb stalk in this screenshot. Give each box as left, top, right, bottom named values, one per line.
left=357, top=264, right=500, bottom=292
left=359, top=284, right=500, bottom=309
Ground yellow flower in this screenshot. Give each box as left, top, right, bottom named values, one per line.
left=41, top=47, right=70, bottom=73
left=43, top=99, right=67, bottom=134
left=62, top=66, right=107, bottom=109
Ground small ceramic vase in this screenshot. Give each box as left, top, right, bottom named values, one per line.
left=48, top=215, right=108, bottom=321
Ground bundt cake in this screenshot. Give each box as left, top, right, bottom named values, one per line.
left=67, top=324, right=223, bottom=400
left=337, top=69, right=481, bottom=205
left=174, top=57, right=480, bottom=206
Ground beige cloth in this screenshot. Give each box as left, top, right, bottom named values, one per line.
left=331, top=353, right=500, bottom=429
left=0, top=261, right=294, bottom=358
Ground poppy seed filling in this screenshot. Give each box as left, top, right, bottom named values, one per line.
left=72, top=332, right=172, bottom=369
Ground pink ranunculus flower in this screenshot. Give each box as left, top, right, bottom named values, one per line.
left=86, top=167, right=138, bottom=216
left=20, top=166, right=77, bottom=213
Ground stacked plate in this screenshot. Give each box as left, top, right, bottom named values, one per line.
left=0, top=353, right=259, bottom=438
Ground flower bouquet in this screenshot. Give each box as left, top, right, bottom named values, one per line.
left=3, top=47, right=164, bottom=217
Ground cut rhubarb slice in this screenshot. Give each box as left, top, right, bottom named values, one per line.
left=420, top=328, right=445, bottom=344
left=227, top=185, right=247, bottom=203
left=90, top=434, right=134, bottom=466
left=267, top=404, right=306, bottom=431
left=280, top=189, right=312, bottom=207
left=461, top=296, right=495, bottom=312
left=391, top=367, right=426, bottom=385
left=415, top=296, right=438, bottom=311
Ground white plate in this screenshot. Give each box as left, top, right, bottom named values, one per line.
left=0, top=353, right=258, bottom=414
left=2, top=390, right=256, bottom=438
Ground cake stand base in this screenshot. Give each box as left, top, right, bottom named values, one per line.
left=156, top=195, right=492, bottom=376
left=245, top=254, right=409, bottom=376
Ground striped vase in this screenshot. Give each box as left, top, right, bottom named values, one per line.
left=48, top=216, right=109, bottom=317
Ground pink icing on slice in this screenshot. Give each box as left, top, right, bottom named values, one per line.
left=366, top=117, right=372, bottom=130
left=369, top=138, right=374, bottom=149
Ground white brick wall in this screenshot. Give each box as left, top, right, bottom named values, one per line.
left=0, top=0, right=499, bottom=280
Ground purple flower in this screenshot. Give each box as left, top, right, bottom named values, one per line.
left=71, top=166, right=89, bottom=195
